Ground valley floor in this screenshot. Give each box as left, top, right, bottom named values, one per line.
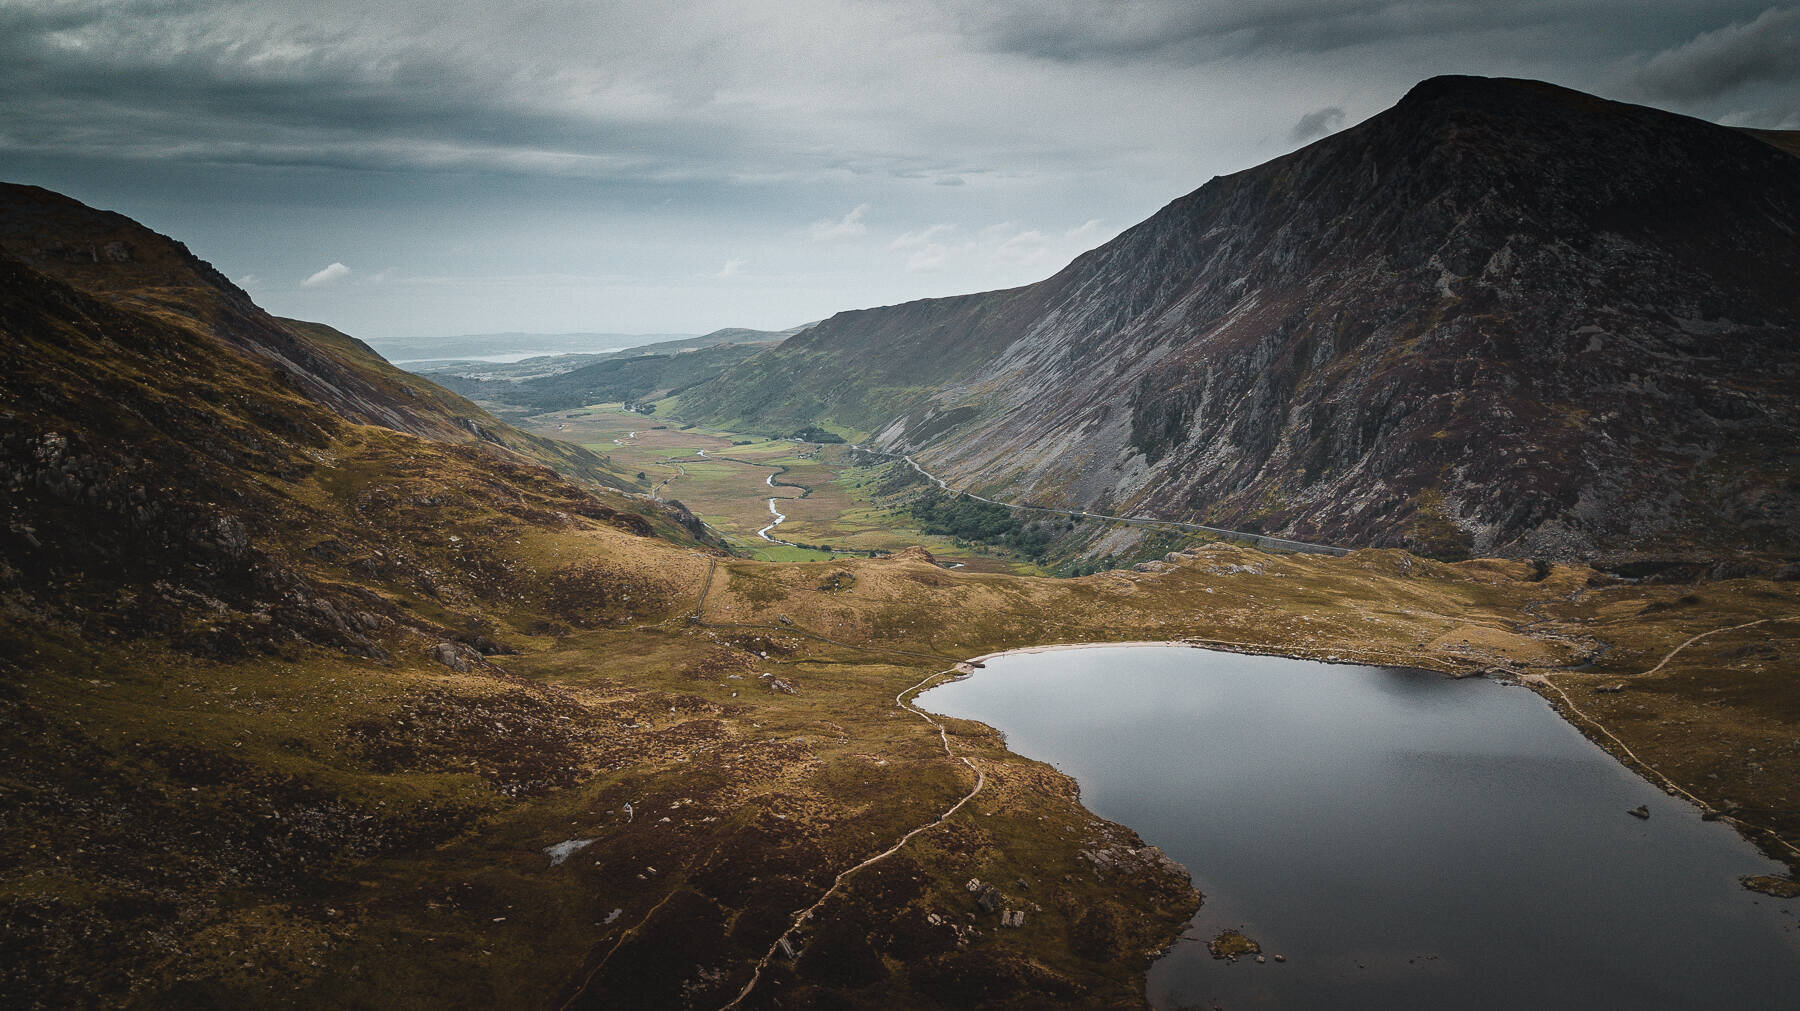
left=517, top=404, right=1055, bottom=571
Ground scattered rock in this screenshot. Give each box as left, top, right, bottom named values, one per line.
left=1000, top=909, right=1026, bottom=928
left=1741, top=875, right=1800, bottom=898
left=1628, top=805, right=1650, bottom=820
left=1274, top=954, right=1287, bottom=963
left=1207, top=929, right=1262, bottom=961
left=544, top=838, right=596, bottom=866
left=974, top=883, right=1005, bottom=914
left=1078, top=843, right=1187, bottom=881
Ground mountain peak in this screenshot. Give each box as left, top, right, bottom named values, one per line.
left=1396, top=73, right=1587, bottom=107
left=687, top=77, right=1800, bottom=564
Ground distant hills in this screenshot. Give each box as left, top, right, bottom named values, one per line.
left=420, top=326, right=807, bottom=412
left=684, top=76, right=1800, bottom=566
left=366, top=330, right=700, bottom=364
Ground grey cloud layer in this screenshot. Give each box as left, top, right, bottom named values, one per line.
left=1630, top=7, right=1800, bottom=102
left=5, top=0, right=1794, bottom=336
left=0, top=1, right=777, bottom=179
left=8, top=0, right=1793, bottom=183
left=952, top=1, right=1779, bottom=63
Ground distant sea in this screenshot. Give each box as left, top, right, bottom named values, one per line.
left=390, top=350, right=624, bottom=365
left=368, top=332, right=696, bottom=364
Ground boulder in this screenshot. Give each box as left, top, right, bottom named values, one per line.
left=974, top=884, right=1005, bottom=914
left=430, top=642, right=471, bottom=672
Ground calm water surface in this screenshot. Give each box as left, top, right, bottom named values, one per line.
left=919, top=645, right=1800, bottom=1009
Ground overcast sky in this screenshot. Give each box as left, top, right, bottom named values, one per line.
left=5, top=1, right=1798, bottom=339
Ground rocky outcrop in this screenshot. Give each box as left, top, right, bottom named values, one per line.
left=688, top=77, right=1800, bottom=564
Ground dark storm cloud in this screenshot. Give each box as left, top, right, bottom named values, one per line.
left=1630, top=6, right=1800, bottom=102
left=1290, top=106, right=1346, bottom=142
left=0, top=1, right=1046, bottom=191
left=0, top=0, right=799, bottom=181
left=5, top=1, right=1789, bottom=182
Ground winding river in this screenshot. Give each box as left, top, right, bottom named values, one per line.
left=919, top=644, right=1800, bottom=1009
left=756, top=496, right=787, bottom=541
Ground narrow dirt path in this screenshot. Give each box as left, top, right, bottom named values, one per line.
left=693, top=557, right=718, bottom=619
left=1634, top=617, right=1787, bottom=677
left=719, top=667, right=984, bottom=1009
left=1530, top=614, right=1800, bottom=860
left=649, top=459, right=691, bottom=500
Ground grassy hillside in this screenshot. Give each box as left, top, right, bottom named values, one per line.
left=679, top=286, right=1050, bottom=439
left=279, top=317, right=638, bottom=491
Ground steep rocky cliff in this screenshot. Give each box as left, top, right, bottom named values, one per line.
left=689, top=77, right=1800, bottom=564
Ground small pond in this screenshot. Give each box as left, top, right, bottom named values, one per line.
left=919, top=645, right=1799, bottom=1008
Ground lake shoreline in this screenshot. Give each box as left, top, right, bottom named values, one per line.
left=919, top=643, right=1800, bottom=1009
left=955, top=636, right=1475, bottom=680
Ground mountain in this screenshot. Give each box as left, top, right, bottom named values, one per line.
left=687, top=77, right=1800, bottom=565
left=0, top=184, right=720, bottom=659
left=0, top=184, right=642, bottom=491
left=5, top=179, right=1799, bottom=1010
left=0, top=182, right=1204, bottom=1007
left=0, top=184, right=735, bottom=1001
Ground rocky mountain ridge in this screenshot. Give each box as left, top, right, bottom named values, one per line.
left=689, top=77, right=1800, bottom=565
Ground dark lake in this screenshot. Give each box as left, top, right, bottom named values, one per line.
left=919, top=645, right=1800, bottom=1009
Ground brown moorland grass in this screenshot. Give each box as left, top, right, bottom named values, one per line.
left=6, top=401, right=1798, bottom=1007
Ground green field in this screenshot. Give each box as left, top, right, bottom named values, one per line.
left=515, top=403, right=1046, bottom=570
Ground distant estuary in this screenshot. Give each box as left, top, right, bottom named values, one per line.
left=920, top=645, right=1800, bottom=1009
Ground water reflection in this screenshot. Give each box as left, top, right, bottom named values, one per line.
left=921, top=645, right=1799, bottom=1009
